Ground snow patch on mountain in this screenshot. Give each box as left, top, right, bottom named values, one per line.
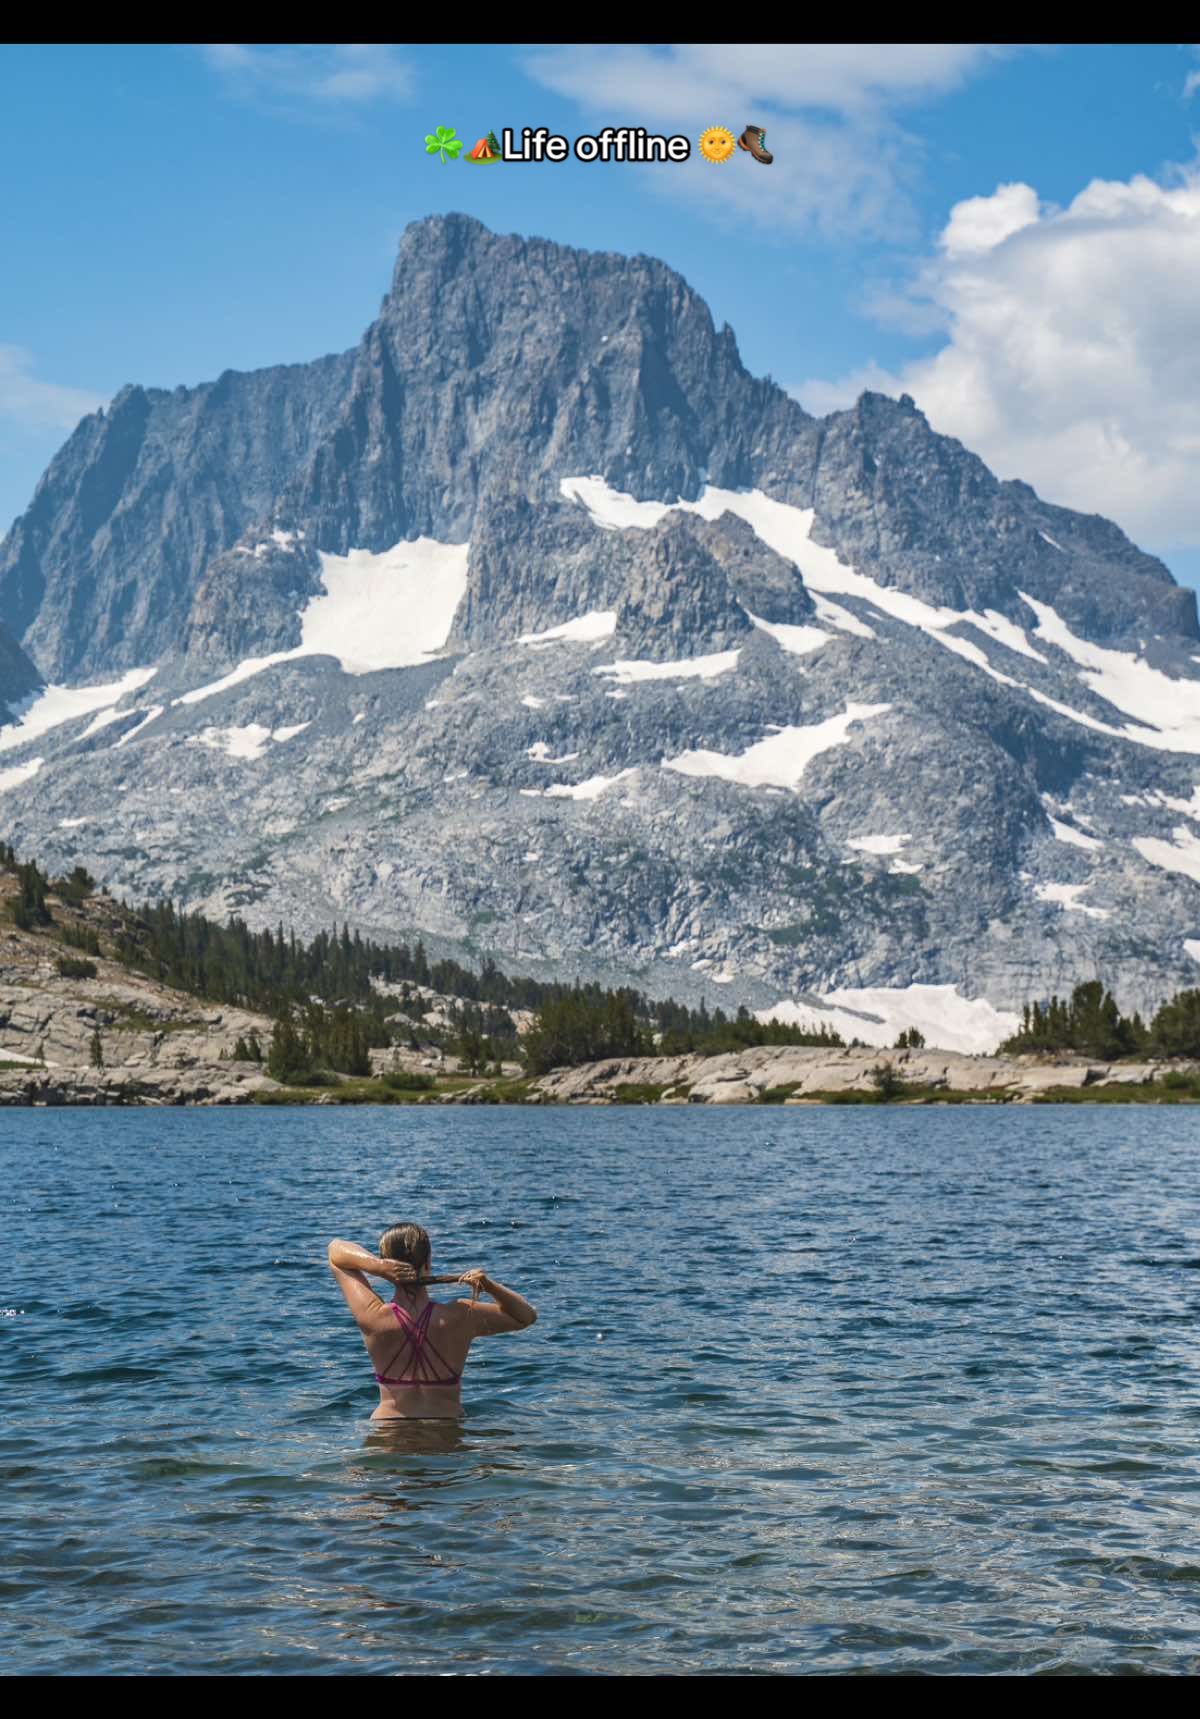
left=811, top=597, right=876, bottom=639
left=540, top=769, right=637, bottom=801
left=847, top=833, right=911, bottom=855
left=0, top=757, right=44, bottom=793
left=748, top=615, right=831, bottom=656
left=190, top=722, right=313, bottom=763
left=527, top=743, right=581, bottom=763
left=1047, top=815, right=1103, bottom=851
left=664, top=705, right=890, bottom=792
left=176, top=539, right=468, bottom=705
left=113, top=705, right=165, bottom=749
left=1133, top=828, right=1200, bottom=885
left=304, top=540, right=468, bottom=673
left=1021, top=594, right=1200, bottom=752
left=518, top=611, right=617, bottom=646
left=563, top=477, right=1200, bottom=753
left=593, top=650, right=739, bottom=685
left=759, top=984, right=1019, bottom=1054
left=562, top=479, right=1048, bottom=671
left=1033, top=881, right=1110, bottom=920
left=0, top=667, right=157, bottom=755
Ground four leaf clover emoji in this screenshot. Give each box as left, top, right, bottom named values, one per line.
left=425, top=126, right=463, bottom=164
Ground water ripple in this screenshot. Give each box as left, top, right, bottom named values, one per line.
left=3, top=1105, right=1200, bottom=1674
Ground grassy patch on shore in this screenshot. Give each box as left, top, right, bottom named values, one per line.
left=757, top=1082, right=802, bottom=1103
left=1032, top=1075, right=1200, bottom=1104
left=250, top=1072, right=535, bottom=1106
left=246, top=1071, right=1200, bottom=1108
left=782, top=1084, right=1016, bottom=1105
left=253, top=1077, right=437, bottom=1105
left=97, top=1002, right=208, bottom=1034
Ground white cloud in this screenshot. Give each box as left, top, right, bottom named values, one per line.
left=201, top=44, right=413, bottom=110
left=938, top=181, right=1040, bottom=257
left=798, top=168, right=1200, bottom=547
left=1186, top=47, right=1200, bottom=99
left=524, top=44, right=1008, bottom=239
left=0, top=347, right=104, bottom=432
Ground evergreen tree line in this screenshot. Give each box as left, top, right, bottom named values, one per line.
left=999, top=980, right=1200, bottom=1060
left=263, top=1004, right=378, bottom=1083
left=14, top=840, right=1200, bottom=1071
left=102, top=893, right=846, bottom=1063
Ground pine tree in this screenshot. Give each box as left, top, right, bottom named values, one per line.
left=89, top=1030, right=104, bottom=1069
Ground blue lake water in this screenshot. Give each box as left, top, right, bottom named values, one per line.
left=3, top=1103, right=1200, bottom=1676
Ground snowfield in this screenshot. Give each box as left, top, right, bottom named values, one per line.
left=176, top=538, right=469, bottom=705
left=1133, top=827, right=1200, bottom=886
left=758, top=984, right=1021, bottom=1054
left=544, top=770, right=637, bottom=801
left=749, top=615, right=832, bottom=656
left=846, top=833, right=911, bottom=856
left=593, top=650, right=739, bottom=684
left=303, top=540, right=469, bottom=673
left=190, top=723, right=314, bottom=763
left=518, top=611, right=616, bottom=646
left=0, top=668, right=157, bottom=754
left=1033, top=881, right=1110, bottom=920
left=561, top=476, right=1200, bottom=755
left=663, top=705, right=890, bottom=791
left=0, top=757, right=43, bottom=794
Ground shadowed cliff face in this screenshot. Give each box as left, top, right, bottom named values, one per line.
left=0, top=355, right=355, bottom=680
left=0, top=622, right=41, bottom=720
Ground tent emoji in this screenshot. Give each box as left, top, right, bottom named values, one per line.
left=466, top=131, right=503, bottom=164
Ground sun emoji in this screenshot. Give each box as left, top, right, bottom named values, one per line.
left=698, top=126, right=736, bottom=164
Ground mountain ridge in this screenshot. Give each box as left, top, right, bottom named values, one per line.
left=3, top=214, right=1200, bottom=1044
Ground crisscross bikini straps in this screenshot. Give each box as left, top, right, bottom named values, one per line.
left=374, top=1299, right=461, bottom=1388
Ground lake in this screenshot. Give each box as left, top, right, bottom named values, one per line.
left=2, top=1104, right=1200, bottom=1676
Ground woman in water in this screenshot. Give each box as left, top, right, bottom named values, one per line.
left=327, top=1222, right=537, bottom=1422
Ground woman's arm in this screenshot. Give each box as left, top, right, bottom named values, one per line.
left=328, top=1239, right=394, bottom=1279
left=327, top=1239, right=409, bottom=1323
left=457, top=1270, right=538, bottom=1334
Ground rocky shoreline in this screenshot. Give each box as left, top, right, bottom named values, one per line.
left=2, top=901, right=1195, bottom=1109
left=2, top=1038, right=1196, bottom=1108
left=528, top=1044, right=1198, bottom=1104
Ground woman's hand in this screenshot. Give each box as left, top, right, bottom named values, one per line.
left=377, top=1258, right=422, bottom=1287
left=457, top=1268, right=491, bottom=1302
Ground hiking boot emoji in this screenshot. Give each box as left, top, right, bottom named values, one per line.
left=738, top=125, right=773, bottom=165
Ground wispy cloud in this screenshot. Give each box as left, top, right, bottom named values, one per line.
left=0, top=347, right=104, bottom=432
left=524, top=43, right=1011, bottom=240
left=201, top=44, right=414, bottom=112
left=1182, top=44, right=1200, bottom=98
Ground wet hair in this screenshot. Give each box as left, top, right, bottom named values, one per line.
left=378, top=1222, right=432, bottom=1277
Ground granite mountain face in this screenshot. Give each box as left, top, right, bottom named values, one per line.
left=3, top=213, right=1200, bottom=1049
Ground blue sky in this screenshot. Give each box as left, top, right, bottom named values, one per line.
left=3, top=43, right=1200, bottom=584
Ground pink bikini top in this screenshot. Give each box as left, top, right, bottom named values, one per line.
left=374, top=1299, right=461, bottom=1389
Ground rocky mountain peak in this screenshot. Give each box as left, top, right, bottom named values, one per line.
left=5, top=219, right=1200, bottom=1047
